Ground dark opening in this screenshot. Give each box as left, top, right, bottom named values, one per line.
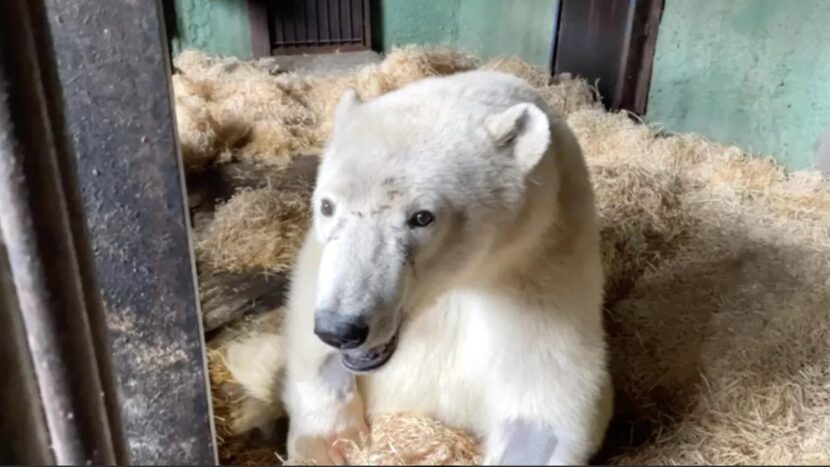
left=268, top=0, right=372, bottom=54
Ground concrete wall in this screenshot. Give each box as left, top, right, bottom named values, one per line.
left=376, top=0, right=559, bottom=68
left=647, top=0, right=830, bottom=171
left=171, top=0, right=253, bottom=59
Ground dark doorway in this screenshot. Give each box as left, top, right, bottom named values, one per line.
left=266, top=0, right=372, bottom=55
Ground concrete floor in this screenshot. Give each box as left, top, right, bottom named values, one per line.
left=267, top=50, right=382, bottom=76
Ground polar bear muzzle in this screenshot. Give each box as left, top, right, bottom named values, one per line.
left=340, top=330, right=400, bottom=373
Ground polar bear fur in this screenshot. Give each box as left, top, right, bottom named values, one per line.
left=280, top=70, right=611, bottom=465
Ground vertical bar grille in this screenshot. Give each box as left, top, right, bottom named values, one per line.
left=269, top=0, right=370, bottom=54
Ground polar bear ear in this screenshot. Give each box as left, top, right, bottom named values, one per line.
left=334, top=88, right=362, bottom=122
left=484, top=103, right=551, bottom=174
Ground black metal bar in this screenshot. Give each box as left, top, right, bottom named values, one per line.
left=285, top=0, right=297, bottom=46
left=0, top=2, right=125, bottom=464
left=307, top=0, right=319, bottom=45
left=331, top=0, right=341, bottom=43
left=319, top=0, right=331, bottom=44
left=39, top=0, right=217, bottom=464
left=343, top=0, right=353, bottom=41
left=354, top=0, right=365, bottom=44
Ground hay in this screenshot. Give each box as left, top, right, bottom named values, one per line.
left=339, top=414, right=480, bottom=465
left=573, top=110, right=830, bottom=465
left=194, top=186, right=311, bottom=274
left=171, top=47, right=598, bottom=171
left=180, top=48, right=830, bottom=465
left=172, top=47, right=481, bottom=170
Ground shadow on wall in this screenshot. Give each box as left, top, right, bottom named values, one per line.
left=816, top=126, right=830, bottom=178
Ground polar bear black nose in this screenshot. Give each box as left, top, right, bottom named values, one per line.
left=314, top=310, right=369, bottom=350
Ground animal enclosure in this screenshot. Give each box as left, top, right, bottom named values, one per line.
left=176, top=47, right=830, bottom=465
left=2, top=0, right=829, bottom=465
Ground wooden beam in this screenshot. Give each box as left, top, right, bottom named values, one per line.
left=554, top=0, right=664, bottom=115
left=248, top=0, right=271, bottom=58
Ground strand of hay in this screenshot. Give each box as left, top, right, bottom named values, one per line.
left=186, top=48, right=830, bottom=465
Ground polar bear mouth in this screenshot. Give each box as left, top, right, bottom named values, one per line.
left=341, top=332, right=399, bottom=373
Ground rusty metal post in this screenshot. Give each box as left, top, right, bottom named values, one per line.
left=0, top=0, right=217, bottom=464
left=36, top=0, right=218, bottom=464
left=0, top=2, right=125, bottom=464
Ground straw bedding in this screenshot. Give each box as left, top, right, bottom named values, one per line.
left=174, top=47, right=830, bottom=465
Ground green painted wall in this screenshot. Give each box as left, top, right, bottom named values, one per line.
left=170, top=0, right=558, bottom=68
left=377, top=0, right=559, bottom=68
left=647, top=0, right=830, bottom=171
left=171, top=0, right=252, bottom=59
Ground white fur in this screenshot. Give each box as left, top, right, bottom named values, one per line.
left=226, top=334, right=284, bottom=404
left=280, top=71, right=612, bottom=465
left=223, top=335, right=286, bottom=434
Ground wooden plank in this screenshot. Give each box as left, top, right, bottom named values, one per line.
left=620, top=0, right=664, bottom=114
left=187, top=156, right=318, bottom=332
left=247, top=0, right=271, bottom=58
left=272, top=43, right=369, bottom=55
left=199, top=270, right=288, bottom=333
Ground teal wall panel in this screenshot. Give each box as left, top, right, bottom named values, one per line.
left=377, top=0, right=559, bottom=68
left=647, top=0, right=830, bottom=170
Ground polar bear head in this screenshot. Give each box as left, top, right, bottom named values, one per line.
left=311, top=72, right=557, bottom=372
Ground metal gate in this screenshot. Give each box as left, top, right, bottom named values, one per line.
left=268, top=0, right=371, bottom=54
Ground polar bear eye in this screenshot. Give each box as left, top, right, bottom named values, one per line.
left=320, top=199, right=335, bottom=217
left=408, top=210, right=434, bottom=228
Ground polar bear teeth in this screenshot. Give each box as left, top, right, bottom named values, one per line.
left=341, top=333, right=399, bottom=373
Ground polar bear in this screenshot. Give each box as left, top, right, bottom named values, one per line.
left=281, top=70, right=612, bottom=465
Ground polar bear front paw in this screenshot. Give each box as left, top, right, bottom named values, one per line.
left=287, top=394, right=369, bottom=465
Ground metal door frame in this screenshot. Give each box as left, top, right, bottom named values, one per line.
left=553, top=0, right=665, bottom=115
left=0, top=0, right=216, bottom=464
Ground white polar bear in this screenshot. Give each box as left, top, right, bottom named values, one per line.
left=281, top=70, right=612, bottom=465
